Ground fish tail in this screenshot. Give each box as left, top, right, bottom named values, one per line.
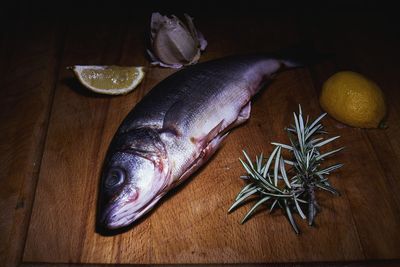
left=275, top=42, right=334, bottom=67
left=281, top=59, right=303, bottom=68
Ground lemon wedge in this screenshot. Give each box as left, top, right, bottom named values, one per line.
left=71, top=65, right=145, bottom=95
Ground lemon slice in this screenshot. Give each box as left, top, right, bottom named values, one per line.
left=71, top=65, right=145, bottom=95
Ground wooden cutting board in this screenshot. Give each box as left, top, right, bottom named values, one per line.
left=1, top=7, right=400, bottom=266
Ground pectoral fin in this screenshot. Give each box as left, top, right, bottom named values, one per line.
left=175, top=132, right=229, bottom=186
left=190, top=120, right=224, bottom=148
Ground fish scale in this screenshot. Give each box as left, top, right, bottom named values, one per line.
left=97, top=55, right=298, bottom=231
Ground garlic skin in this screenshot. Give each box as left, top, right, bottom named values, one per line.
left=147, top=13, right=207, bottom=69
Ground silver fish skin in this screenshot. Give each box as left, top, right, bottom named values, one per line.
left=98, top=55, right=298, bottom=230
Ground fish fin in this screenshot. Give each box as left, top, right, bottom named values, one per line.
left=205, top=120, right=225, bottom=143
left=175, top=131, right=229, bottom=186
left=190, top=120, right=225, bottom=148
left=237, top=101, right=251, bottom=122
left=163, top=99, right=226, bottom=139
left=273, top=42, right=334, bottom=67
left=223, top=101, right=252, bottom=133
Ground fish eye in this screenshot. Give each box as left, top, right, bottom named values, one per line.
left=105, top=168, right=125, bottom=189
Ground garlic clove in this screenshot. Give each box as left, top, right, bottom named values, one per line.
left=153, top=19, right=199, bottom=65
left=184, top=13, right=207, bottom=51
left=147, top=12, right=207, bottom=68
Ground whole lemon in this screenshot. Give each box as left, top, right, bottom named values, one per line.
left=319, top=71, right=387, bottom=128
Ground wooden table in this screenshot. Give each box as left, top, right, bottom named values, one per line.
left=1, top=2, right=400, bottom=266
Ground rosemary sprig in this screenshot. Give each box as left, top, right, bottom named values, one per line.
left=228, top=105, right=344, bottom=234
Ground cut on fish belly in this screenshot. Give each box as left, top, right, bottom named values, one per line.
left=97, top=54, right=300, bottom=232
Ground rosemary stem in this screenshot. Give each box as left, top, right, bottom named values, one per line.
left=230, top=105, right=342, bottom=234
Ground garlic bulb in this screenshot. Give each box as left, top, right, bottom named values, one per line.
left=147, top=12, right=207, bottom=68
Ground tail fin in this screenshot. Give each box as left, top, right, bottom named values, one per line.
left=274, top=42, right=334, bottom=68
left=281, top=59, right=303, bottom=68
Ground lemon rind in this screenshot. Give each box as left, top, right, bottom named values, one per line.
left=72, top=65, right=145, bottom=95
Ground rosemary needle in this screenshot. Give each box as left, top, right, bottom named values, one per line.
left=229, top=105, right=344, bottom=234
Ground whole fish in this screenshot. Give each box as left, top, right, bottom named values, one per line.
left=98, top=55, right=299, bottom=230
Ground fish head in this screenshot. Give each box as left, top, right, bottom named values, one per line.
left=98, top=129, right=169, bottom=230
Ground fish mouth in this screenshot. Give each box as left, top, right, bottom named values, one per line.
left=100, top=196, right=140, bottom=230
left=100, top=194, right=165, bottom=230
left=101, top=204, right=136, bottom=229
left=98, top=146, right=171, bottom=231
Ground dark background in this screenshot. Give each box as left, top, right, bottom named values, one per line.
left=1, top=0, right=399, bottom=21
left=1, top=0, right=400, bottom=266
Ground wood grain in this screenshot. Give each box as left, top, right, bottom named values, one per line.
left=0, top=21, right=61, bottom=267
left=21, top=22, right=146, bottom=263
left=303, top=13, right=400, bottom=259
left=17, top=260, right=400, bottom=267
left=0, top=5, right=399, bottom=266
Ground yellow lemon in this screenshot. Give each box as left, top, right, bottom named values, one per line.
left=320, top=71, right=386, bottom=128
left=70, top=65, right=145, bottom=95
